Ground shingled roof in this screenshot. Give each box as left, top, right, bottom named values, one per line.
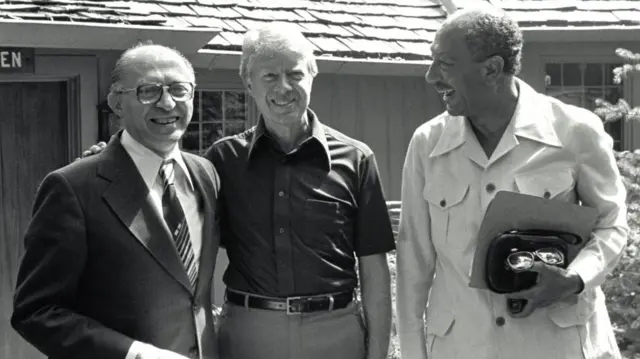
left=1, top=0, right=639, bottom=63
left=468, top=0, right=640, bottom=27
left=200, top=0, right=447, bottom=61
left=0, top=0, right=448, bottom=61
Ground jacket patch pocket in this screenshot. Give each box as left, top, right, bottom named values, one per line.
left=426, top=310, right=455, bottom=337
left=515, top=168, right=575, bottom=200
left=548, top=287, right=598, bottom=328
left=423, top=181, right=470, bottom=249
left=425, top=311, right=455, bottom=358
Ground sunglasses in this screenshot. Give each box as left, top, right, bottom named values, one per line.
left=117, top=82, right=195, bottom=105
left=505, top=247, right=565, bottom=272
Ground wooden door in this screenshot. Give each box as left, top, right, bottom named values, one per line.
left=0, top=81, right=68, bottom=359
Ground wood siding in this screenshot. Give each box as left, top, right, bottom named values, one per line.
left=190, top=68, right=444, bottom=200
left=311, top=73, right=443, bottom=200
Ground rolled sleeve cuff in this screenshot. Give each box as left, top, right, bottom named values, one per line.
left=567, top=252, right=603, bottom=291
left=125, top=341, right=147, bottom=359
left=398, top=330, right=427, bottom=359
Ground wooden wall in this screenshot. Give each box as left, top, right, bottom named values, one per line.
left=311, top=73, right=443, bottom=200
left=191, top=68, right=444, bottom=201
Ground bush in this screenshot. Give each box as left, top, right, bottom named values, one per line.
left=604, top=151, right=640, bottom=357
left=596, top=48, right=640, bottom=358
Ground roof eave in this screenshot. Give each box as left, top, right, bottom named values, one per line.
left=0, top=20, right=220, bottom=55
left=192, top=49, right=431, bottom=77
left=522, top=26, right=640, bottom=42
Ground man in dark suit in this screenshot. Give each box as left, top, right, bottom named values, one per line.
left=11, top=43, right=220, bottom=359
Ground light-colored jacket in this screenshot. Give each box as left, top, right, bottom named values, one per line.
left=395, top=78, right=628, bottom=359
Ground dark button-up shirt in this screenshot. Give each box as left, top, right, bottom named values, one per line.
left=205, top=109, right=396, bottom=297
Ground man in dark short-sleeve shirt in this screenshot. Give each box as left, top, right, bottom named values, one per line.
left=208, top=109, right=393, bottom=297
left=205, top=23, right=395, bottom=359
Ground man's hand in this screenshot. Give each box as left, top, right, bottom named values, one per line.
left=82, top=141, right=107, bottom=158
left=135, top=344, right=190, bottom=359
left=506, top=261, right=584, bottom=318
left=73, top=141, right=107, bottom=161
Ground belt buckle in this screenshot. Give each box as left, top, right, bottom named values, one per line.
left=286, top=296, right=303, bottom=315
left=286, top=294, right=335, bottom=315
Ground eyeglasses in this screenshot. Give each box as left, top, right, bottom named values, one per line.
left=505, top=248, right=565, bottom=272
left=116, top=82, right=195, bottom=105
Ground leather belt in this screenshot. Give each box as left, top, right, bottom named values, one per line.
left=225, top=289, right=354, bottom=315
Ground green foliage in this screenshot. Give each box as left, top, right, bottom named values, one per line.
left=611, top=49, right=640, bottom=85
left=604, top=151, right=640, bottom=358
left=594, top=48, right=640, bottom=125
left=594, top=50, right=640, bottom=357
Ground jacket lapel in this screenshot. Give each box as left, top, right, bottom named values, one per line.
left=182, top=154, right=219, bottom=296
left=98, top=134, right=193, bottom=293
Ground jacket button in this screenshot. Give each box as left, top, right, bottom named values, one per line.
left=495, top=316, right=506, bottom=326
left=543, top=190, right=551, bottom=199
left=486, top=183, right=496, bottom=193
left=439, top=199, right=446, bottom=207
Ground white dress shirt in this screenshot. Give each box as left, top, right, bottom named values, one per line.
left=120, top=130, right=204, bottom=359
left=396, top=79, right=628, bottom=359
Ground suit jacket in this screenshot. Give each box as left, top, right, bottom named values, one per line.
left=11, top=133, right=221, bottom=359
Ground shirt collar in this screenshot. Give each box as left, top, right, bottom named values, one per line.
left=247, top=109, right=332, bottom=168
left=120, top=130, right=194, bottom=191
left=429, top=78, right=562, bottom=158
left=511, top=78, right=562, bottom=147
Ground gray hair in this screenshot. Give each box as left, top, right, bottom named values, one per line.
left=239, top=23, right=318, bottom=83
left=449, top=6, right=523, bottom=75
left=109, top=40, right=195, bottom=93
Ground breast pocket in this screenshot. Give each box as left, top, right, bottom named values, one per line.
left=301, top=199, right=346, bottom=246
left=423, top=181, right=470, bottom=250
left=514, top=168, right=576, bottom=202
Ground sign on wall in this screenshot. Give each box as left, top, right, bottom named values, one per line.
left=0, top=48, right=35, bottom=73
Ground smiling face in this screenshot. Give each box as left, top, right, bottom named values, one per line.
left=109, top=47, right=195, bottom=156
left=246, top=49, right=313, bottom=127
left=425, top=25, right=489, bottom=117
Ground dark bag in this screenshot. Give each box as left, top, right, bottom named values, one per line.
left=484, top=229, right=584, bottom=314
left=485, top=229, right=583, bottom=293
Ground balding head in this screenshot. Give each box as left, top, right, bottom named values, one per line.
left=106, top=41, right=196, bottom=157
left=440, top=5, right=523, bottom=75
left=110, top=42, right=195, bottom=93
left=239, top=23, right=318, bottom=84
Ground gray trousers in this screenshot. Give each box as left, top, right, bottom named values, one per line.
left=218, top=298, right=366, bottom=359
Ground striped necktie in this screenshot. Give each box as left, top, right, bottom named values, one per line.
left=158, top=158, right=198, bottom=289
